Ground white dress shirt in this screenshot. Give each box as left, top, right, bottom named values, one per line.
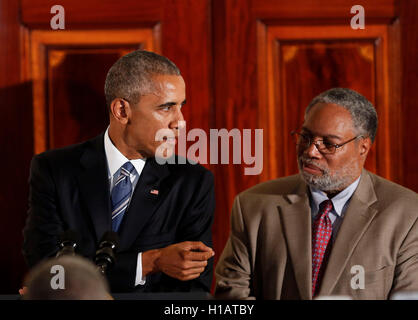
left=104, top=127, right=147, bottom=286
left=309, top=176, right=361, bottom=243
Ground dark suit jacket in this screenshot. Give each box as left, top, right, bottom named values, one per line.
left=23, top=133, right=215, bottom=293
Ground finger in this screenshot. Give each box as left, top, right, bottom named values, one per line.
left=178, top=272, right=204, bottom=281
left=180, top=267, right=205, bottom=277
left=183, top=250, right=213, bottom=261
left=184, top=241, right=213, bottom=252
left=180, top=260, right=208, bottom=269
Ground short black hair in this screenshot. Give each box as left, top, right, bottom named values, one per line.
left=104, top=50, right=181, bottom=108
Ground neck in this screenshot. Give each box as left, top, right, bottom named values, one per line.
left=108, top=125, right=145, bottom=160
left=323, top=172, right=362, bottom=199
left=325, top=190, right=340, bottom=199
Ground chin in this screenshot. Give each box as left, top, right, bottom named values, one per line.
left=154, top=145, right=175, bottom=159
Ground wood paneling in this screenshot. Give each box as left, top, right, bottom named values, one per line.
left=0, top=0, right=33, bottom=294
left=48, top=49, right=129, bottom=149
left=211, top=0, right=260, bottom=281
left=21, top=0, right=162, bottom=27
left=26, top=29, right=157, bottom=153
left=258, top=23, right=401, bottom=183
left=251, top=0, right=395, bottom=22
left=400, top=0, right=418, bottom=192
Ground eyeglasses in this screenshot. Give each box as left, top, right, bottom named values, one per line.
left=291, top=131, right=364, bottom=155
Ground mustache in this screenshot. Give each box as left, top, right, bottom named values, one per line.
left=298, top=156, right=328, bottom=173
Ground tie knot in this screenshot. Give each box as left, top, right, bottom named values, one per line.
left=120, top=162, right=135, bottom=177
left=319, top=200, right=333, bottom=214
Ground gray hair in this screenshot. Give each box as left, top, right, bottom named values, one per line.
left=23, top=255, right=111, bottom=300
left=104, top=50, right=180, bottom=108
left=305, top=88, right=378, bottom=142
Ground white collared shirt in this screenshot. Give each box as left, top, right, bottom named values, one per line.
left=104, top=127, right=146, bottom=286
left=309, top=176, right=361, bottom=243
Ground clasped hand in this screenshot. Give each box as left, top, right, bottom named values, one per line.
left=143, top=241, right=214, bottom=281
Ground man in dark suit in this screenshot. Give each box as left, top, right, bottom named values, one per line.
left=23, top=50, right=215, bottom=293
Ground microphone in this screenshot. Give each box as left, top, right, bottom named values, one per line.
left=56, top=230, right=80, bottom=257
left=95, top=231, right=119, bottom=275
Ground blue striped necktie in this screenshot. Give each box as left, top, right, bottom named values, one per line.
left=111, top=162, right=135, bottom=232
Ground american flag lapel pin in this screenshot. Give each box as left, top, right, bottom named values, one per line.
left=150, top=189, right=159, bottom=196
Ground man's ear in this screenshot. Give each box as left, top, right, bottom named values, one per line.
left=110, top=98, right=129, bottom=124
left=359, top=136, right=372, bottom=157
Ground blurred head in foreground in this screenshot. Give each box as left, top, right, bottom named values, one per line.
left=23, top=255, right=112, bottom=300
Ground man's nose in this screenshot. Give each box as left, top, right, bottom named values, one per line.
left=304, top=140, right=322, bottom=159
left=169, top=106, right=185, bottom=130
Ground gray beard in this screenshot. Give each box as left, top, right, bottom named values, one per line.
left=298, top=156, right=358, bottom=193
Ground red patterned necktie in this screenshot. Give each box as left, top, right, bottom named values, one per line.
left=312, top=199, right=333, bottom=297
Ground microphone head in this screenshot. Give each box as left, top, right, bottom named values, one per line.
left=99, top=231, right=119, bottom=250
left=59, top=230, right=80, bottom=247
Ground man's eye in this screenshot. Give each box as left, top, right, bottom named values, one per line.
left=323, top=141, right=335, bottom=148
left=161, top=106, right=171, bottom=111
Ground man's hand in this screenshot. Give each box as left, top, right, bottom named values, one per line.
left=142, top=241, right=214, bottom=281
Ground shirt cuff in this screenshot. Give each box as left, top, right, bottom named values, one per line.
left=135, top=252, right=146, bottom=286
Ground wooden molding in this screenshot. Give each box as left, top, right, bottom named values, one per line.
left=24, top=28, right=159, bottom=154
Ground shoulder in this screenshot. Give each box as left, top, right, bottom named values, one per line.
left=239, top=174, right=304, bottom=199
left=166, top=155, right=214, bottom=183
left=366, top=171, right=418, bottom=208
left=232, top=174, right=305, bottom=216
left=367, top=171, right=418, bottom=202
left=31, top=135, right=102, bottom=172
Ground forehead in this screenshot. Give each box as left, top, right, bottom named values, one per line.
left=149, top=74, right=185, bottom=98
left=303, top=103, right=355, bottom=138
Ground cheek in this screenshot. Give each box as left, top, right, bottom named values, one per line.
left=327, top=151, right=355, bottom=174
left=152, top=111, right=166, bottom=122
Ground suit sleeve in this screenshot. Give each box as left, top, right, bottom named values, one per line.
left=390, top=216, right=418, bottom=296
left=214, top=194, right=255, bottom=299
left=164, top=169, right=215, bottom=293
left=22, top=155, right=64, bottom=268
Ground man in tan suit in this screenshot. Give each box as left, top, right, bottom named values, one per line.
left=215, top=88, right=418, bottom=300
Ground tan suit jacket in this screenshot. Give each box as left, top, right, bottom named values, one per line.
left=215, top=170, right=418, bottom=300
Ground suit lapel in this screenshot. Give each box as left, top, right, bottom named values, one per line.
left=279, top=178, right=312, bottom=300
left=77, top=134, right=111, bottom=243
left=318, top=170, right=378, bottom=296
left=117, top=157, right=170, bottom=251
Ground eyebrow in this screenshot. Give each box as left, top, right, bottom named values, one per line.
left=157, top=99, right=186, bottom=109
left=301, top=127, right=342, bottom=140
